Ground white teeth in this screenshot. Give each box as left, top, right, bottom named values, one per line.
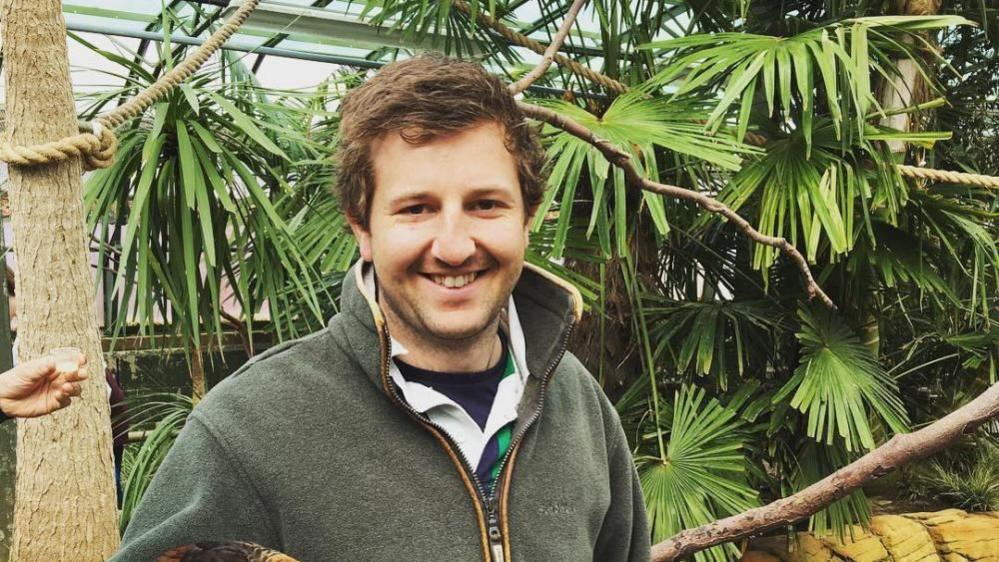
left=431, top=273, right=477, bottom=288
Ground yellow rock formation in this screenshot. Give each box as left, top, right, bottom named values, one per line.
left=741, top=510, right=999, bottom=562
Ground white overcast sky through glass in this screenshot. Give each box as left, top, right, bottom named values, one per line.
left=0, top=0, right=616, bottom=103
left=1, top=1, right=691, bottom=121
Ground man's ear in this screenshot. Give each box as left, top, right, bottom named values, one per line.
left=348, top=217, right=374, bottom=262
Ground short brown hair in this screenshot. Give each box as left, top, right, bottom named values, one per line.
left=336, top=54, right=548, bottom=228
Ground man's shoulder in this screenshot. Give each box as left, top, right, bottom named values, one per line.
left=553, top=351, right=603, bottom=394
left=224, top=329, right=328, bottom=380
left=543, top=351, right=630, bottom=462
left=194, top=328, right=343, bottom=417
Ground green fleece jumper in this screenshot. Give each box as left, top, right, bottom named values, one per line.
left=110, top=261, right=650, bottom=562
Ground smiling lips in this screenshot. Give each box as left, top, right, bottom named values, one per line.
left=425, top=271, right=483, bottom=289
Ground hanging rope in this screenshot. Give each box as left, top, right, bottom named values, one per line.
left=897, top=164, right=999, bottom=189
left=0, top=0, right=261, bottom=171
left=0, top=121, right=118, bottom=170
left=741, top=131, right=999, bottom=189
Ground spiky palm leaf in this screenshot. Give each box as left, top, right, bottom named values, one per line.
left=641, top=16, right=970, bottom=146
left=774, top=307, right=909, bottom=452
left=790, top=440, right=871, bottom=536
left=119, top=392, right=195, bottom=534
left=359, top=0, right=522, bottom=64
left=78, top=33, right=336, bottom=353
left=530, top=92, right=758, bottom=257
left=645, top=298, right=781, bottom=390
left=636, top=385, right=759, bottom=562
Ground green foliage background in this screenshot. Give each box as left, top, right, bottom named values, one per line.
left=24, top=0, right=997, bottom=559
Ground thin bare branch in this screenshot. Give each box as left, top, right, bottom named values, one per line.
left=452, top=0, right=628, bottom=93
left=517, top=101, right=836, bottom=308
left=508, top=0, right=589, bottom=95
left=220, top=309, right=254, bottom=358
left=651, top=381, right=999, bottom=561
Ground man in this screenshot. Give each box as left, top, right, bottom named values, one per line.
left=0, top=351, right=88, bottom=421
left=112, top=55, right=649, bottom=562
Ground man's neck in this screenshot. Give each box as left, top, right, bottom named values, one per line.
left=382, top=309, right=502, bottom=373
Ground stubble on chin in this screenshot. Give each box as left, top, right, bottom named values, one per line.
left=377, top=278, right=507, bottom=353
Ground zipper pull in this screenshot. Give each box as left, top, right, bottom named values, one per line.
left=486, top=501, right=504, bottom=562
left=488, top=521, right=504, bottom=562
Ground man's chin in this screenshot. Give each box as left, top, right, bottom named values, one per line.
left=422, top=318, right=497, bottom=343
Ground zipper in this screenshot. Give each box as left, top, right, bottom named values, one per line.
left=490, top=321, right=574, bottom=561
left=378, top=325, right=501, bottom=561
left=486, top=496, right=504, bottom=562
left=378, top=320, right=575, bottom=562
left=491, top=322, right=573, bottom=490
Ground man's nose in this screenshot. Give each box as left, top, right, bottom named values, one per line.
left=431, top=214, right=476, bottom=266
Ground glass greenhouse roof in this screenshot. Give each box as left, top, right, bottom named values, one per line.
left=58, top=0, right=612, bottom=82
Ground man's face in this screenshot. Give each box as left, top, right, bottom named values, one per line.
left=349, top=121, right=531, bottom=346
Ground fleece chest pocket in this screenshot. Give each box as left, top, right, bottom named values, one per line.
left=502, top=415, right=614, bottom=561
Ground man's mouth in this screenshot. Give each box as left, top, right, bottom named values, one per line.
left=424, top=271, right=483, bottom=289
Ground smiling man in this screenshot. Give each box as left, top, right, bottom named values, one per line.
left=111, top=55, right=649, bottom=562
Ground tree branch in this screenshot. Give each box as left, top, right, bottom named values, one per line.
left=650, top=381, right=999, bottom=561
left=517, top=101, right=836, bottom=308
left=220, top=309, right=254, bottom=358
left=508, top=0, right=588, bottom=95
left=452, top=0, right=629, bottom=93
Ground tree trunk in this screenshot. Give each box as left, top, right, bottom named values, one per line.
left=879, top=0, right=941, bottom=151
left=569, top=216, right=661, bottom=398
left=190, top=348, right=206, bottom=403
left=866, top=0, right=941, bottom=357
left=1, top=1, right=120, bottom=559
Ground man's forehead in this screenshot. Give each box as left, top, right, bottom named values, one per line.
left=385, top=185, right=518, bottom=202
left=368, top=121, right=520, bottom=203
left=370, top=121, right=506, bottom=150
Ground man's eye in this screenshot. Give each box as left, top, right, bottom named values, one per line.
left=403, top=204, right=427, bottom=215
left=475, top=200, right=498, bottom=211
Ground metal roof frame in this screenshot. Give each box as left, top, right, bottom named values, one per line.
left=59, top=0, right=612, bottom=99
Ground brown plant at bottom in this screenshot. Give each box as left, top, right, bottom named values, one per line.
left=157, top=541, right=299, bottom=562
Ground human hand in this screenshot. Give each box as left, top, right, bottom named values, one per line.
left=0, top=349, right=88, bottom=419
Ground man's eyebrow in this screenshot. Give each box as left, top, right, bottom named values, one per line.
left=386, top=190, right=434, bottom=204
left=387, top=186, right=517, bottom=204
left=465, top=186, right=518, bottom=199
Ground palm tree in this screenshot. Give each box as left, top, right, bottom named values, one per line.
left=77, top=24, right=343, bottom=398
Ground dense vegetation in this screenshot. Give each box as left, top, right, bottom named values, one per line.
left=67, top=1, right=997, bottom=560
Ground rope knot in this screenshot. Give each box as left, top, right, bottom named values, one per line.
left=84, top=124, right=119, bottom=170
left=0, top=121, right=119, bottom=171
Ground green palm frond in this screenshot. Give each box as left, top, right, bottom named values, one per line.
left=846, top=221, right=958, bottom=306
left=527, top=214, right=605, bottom=308
left=716, top=118, right=946, bottom=269
left=645, top=298, right=781, bottom=390
left=791, top=440, right=871, bottom=536
left=81, top=39, right=336, bottom=351
left=359, top=0, right=521, bottom=63
left=774, top=307, right=909, bottom=452
left=637, top=386, right=759, bottom=562
left=662, top=0, right=748, bottom=33
left=530, top=92, right=758, bottom=257
left=909, top=187, right=999, bottom=320
left=640, top=16, right=971, bottom=145
left=119, top=392, right=194, bottom=534
left=944, top=326, right=999, bottom=383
